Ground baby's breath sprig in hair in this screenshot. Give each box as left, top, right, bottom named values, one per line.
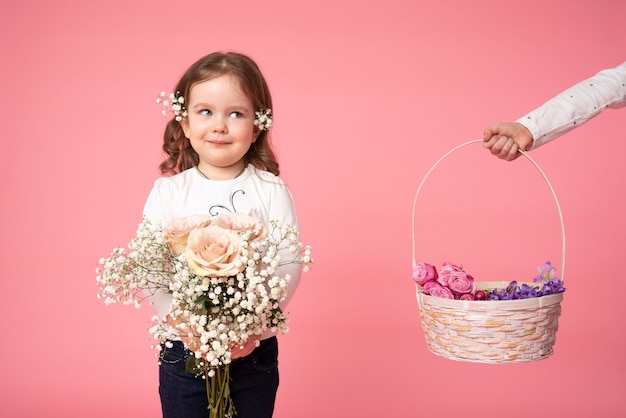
left=156, top=91, right=188, bottom=122
left=254, top=109, right=273, bottom=131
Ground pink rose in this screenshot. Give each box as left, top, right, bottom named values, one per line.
left=437, top=262, right=463, bottom=286
left=185, top=225, right=245, bottom=277
left=213, top=213, right=267, bottom=242
left=412, top=263, right=438, bottom=286
left=423, top=281, right=454, bottom=299
left=447, top=271, right=476, bottom=295
left=163, top=215, right=213, bottom=254
left=459, top=293, right=476, bottom=301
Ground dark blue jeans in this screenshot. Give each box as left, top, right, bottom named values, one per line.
left=158, top=337, right=279, bottom=418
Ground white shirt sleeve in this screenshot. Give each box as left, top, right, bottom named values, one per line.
left=258, top=173, right=303, bottom=311
left=142, top=177, right=177, bottom=227
left=141, top=178, right=177, bottom=322
left=516, top=61, right=626, bottom=150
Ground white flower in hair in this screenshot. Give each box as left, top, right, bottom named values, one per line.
left=254, top=109, right=273, bottom=131
left=156, top=91, right=188, bottom=121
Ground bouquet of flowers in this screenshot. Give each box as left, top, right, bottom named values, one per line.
left=96, top=213, right=312, bottom=418
left=412, top=261, right=564, bottom=300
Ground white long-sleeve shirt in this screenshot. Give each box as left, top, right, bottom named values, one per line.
left=517, top=61, right=626, bottom=150
left=142, top=164, right=303, bottom=340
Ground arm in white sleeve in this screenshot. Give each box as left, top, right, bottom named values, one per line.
left=277, top=260, right=303, bottom=310
left=517, top=61, right=626, bottom=150
left=141, top=178, right=176, bottom=321
left=266, top=182, right=303, bottom=311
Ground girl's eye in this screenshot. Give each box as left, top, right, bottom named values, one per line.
left=229, top=111, right=243, bottom=118
left=199, top=109, right=212, bottom=116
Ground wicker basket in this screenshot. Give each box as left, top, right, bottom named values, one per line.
left=412, top=140, right=565, bottom=363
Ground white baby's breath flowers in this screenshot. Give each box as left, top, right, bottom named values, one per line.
left=156, top=91, right=188, bottom=122
left=98, top=214, right=313, bottom=373
left=253, top=109, right=273, bottom=131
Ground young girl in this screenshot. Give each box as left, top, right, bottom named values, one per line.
left=144, top=51, right=302, bottom=418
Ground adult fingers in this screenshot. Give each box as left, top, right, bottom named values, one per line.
left=494, top=137, right=521, bottom=161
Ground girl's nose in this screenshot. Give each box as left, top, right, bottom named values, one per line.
left=213, top=122, right=226, bottom=133
left=211, top=118, right=227, bottom=133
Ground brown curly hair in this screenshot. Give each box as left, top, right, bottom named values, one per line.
left=159, top=52, right=279, bottom=176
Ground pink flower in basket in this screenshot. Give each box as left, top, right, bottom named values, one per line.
left=423, top=281, right=454, bottom=299
left=446, top=271, right=476, bottom=295
left=437, top=262, right=463, bottom=286
left=412, top=262, right=438, bottom=286
left=415, top=261, right=478, bottom=300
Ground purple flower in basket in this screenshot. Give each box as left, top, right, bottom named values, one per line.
left=540, top=278, right=565, bottom=296
left=489, top=281, right=519, bottom=300
left=489, top=277, right=565, bottom=300
left=535, top=261, right=557, bottom=283
left=423, top=281, right=454, bottom=299
left=490, top=281, right=522, bottom=300
left=519, top=283, right=541, bottom=299
left=412, top=263, right=438, bottom=286
left=506, top=281, right=518, bottom=294
left=487, top=291, right=502, bottom=301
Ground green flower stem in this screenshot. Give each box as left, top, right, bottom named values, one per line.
left=205, top=364, right=233, bottom=418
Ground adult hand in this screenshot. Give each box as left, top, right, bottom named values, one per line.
left=483, top=122, right=534, bottom=161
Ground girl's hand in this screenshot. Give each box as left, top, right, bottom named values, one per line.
left=165, top=314, right=201, bottom=351
left=483, top=122, right=534, bottom=161
left=230, top=338, right=258, bottom=359
left=165, top=314, right=257, bottom=359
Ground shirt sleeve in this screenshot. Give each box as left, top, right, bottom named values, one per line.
left=142, top=177, right=177, bottom=226
left=253, top=175, right=305, bottom=340
left=141, top=177, right=177, bottom=321
left=266, top=181, right=303, bottom=311
left=516, top=61, right=626, bottom=150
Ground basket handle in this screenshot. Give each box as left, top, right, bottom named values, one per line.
left=411, top=139, right=566, bottom=282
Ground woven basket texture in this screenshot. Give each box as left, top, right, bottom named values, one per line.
left=416, top=282, right=563, bottom=363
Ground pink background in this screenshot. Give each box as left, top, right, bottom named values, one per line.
left=1, top=0, right=625, bottom=416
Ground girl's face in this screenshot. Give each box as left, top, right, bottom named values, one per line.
left=181, top=74, right=259, bottom=179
